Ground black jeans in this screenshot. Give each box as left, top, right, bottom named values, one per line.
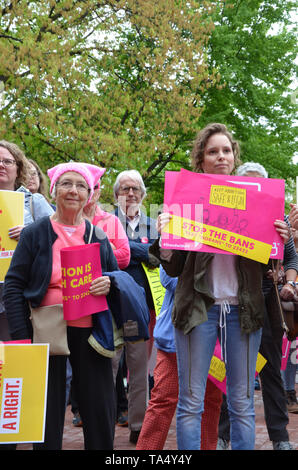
left=218, top=291, right=289, bottom=443
left=34, top=327, right=116, bottom=450
left=258, top=296, right=289, bottom=442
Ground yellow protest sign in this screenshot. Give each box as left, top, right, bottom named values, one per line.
left=208, top=352, right=267, bottom=386
left=256, top=352, right=267, bottom=373
left=141, top=264, right=166, bottom=316
left=0, top=343, right=49, bottom=443
left=163, top=214, right=272, bottom=264
left=209, top=355, right=226, bottom=382
left=0, top=190, right=24, bottom=282
left=209, top=185, right=247, bottom=210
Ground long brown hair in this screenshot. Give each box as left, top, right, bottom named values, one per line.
left=28, top=158, right=51, bottom=201
left=191, top=123, right=241, bottom=173
left=0, top=140, right=30, bottom=189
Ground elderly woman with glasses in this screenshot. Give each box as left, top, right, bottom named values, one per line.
left=3, top=162, right=119, bottom=450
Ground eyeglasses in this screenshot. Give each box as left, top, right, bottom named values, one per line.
left=119, top=186, right=141, bottom=194
left=29, top=171, right=39, bottom=178
left=0, top=158, right=16, bottom=168
left=56, top=181, right=90, bottom=193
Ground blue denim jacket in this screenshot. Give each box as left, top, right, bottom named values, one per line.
left=153, top=266, right=177, bottom=353
left=16, top=186, right=54, bottom=225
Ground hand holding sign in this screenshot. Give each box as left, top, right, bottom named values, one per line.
left=8, top=225, right=25, bottom=241
left=89, top=275, right=111, bottom=296
left=157, top=212, right=172, bottom=234
left=161, top=170, right=285, bottom=263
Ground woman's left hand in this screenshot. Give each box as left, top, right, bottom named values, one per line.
left=8, top=225, right=24, bottom=241
left=274, top=219, right=291, bottom=243
left=89, top=276, right=111, bottom=296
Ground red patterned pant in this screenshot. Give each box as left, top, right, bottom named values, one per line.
left=136, top=349, right=222, bottom=450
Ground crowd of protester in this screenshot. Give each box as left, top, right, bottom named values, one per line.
left=0, top=123, right=297, bottom=450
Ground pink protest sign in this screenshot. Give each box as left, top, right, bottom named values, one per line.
left=60, top=243, right=108, bottom=321
left=208, top=340, right=227, bottom=394
left=162, top=169, right=285, bottom=263
left=2, top=340, right=31, bottom=344
left=281, top=336, right=291, bottom=371
left=282, top=337, right=298, bottom=370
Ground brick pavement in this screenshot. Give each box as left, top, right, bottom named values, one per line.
left=114, top=387, right=298, bottom=451
left=17, top=385, right=298, bottom=451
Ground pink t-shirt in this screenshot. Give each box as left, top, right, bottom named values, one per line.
left=92, top=206, right=130, bottom=269
left=41, top=219, right=93, bottom=328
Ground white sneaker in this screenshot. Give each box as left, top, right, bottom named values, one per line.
left=273, top=441, right=293, bottom=450
left=216, top=438, right=230, bottom=450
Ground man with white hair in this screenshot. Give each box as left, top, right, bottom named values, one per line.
left=235, top=161, right=268, bottom=178
left=113, top=170, right=159, bottom=445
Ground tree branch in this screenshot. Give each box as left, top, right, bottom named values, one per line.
left=0, top=34, right=23, bottom=42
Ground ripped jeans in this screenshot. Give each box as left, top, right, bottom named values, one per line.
left=175, top=304, right=262, bottom=450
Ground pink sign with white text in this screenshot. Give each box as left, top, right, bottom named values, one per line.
left=162, top=169, right=285, bottom=263
left=60, top=243, right=108, bottom=321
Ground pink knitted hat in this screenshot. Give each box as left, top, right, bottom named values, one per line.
left=82, top=163, right=106, bottom=190
left=47, top=162, right=106, bottom=203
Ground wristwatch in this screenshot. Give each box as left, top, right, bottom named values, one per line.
left=285, top=280, right=296, bottom=288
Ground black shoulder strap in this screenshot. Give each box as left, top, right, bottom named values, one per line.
left=84, top=219, right=94, bottom=244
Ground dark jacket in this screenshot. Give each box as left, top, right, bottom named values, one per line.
left=115, top=208, right=159, bottom=309
left=106, top=270, right=150, bottom=341
left=3, top=216, right=118, bottom=340
left=89, top=270, right=151, bottom=356
left=150, top=239, right=268, bottom=335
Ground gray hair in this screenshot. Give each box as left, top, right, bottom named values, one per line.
left=50, top=184, right=57, bottom=199
left=236, top=162, right=268, bottom=178
left=113, top=170, right=147, bottom=201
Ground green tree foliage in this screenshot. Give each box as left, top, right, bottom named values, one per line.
left=0, top=0, right=219, bottom=203
left=200, top=1, right=298, bottom=182
left=147, top=0, right=298, bottom=205
left=0, top=0, right=297, bottom=208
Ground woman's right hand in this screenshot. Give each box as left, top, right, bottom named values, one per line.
left=157, top=213, right=172, bottom=234
left=289, top=204, right=298, bottom=231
